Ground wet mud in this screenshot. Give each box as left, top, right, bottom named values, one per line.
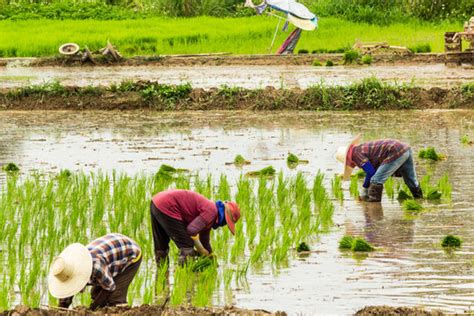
left=2, top=305, right=284, bottom=316
left=355, top=306, right=444, bottom=316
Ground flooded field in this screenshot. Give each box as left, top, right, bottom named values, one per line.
left=1, top=64, right=474, bottom=89
left=1, top=110, right=473, bottom=314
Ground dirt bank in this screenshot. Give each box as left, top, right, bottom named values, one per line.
left=356, top=306, right=445, bottom=316
left=0, top=52, right=465, bottom=68
left=2, top=305, right=285, bottom=316
left=0, top=83, right=472, bottom=111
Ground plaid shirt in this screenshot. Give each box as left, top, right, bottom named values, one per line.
left=347, top=139, right=410, bottom=169
left=87, top=233, right=141, bottom=292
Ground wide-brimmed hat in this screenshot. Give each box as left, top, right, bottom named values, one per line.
left=335, top=134, right=361, bottom=181
left=288, top=14, right=317, bottom=31
left=48, top=243, right=93, bottom=299
left=224, top=201, right=241, bottom=235
left=59, top=43, right=80, bottom=55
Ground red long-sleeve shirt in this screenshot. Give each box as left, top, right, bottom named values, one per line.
left=152, top=190, right=218, bottom=252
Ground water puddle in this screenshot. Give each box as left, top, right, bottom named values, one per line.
left=0, top=110, right=473, bottom=314
left=1, top=64, right=474, bottom=89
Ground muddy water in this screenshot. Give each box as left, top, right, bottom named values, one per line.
left=1, top=110, right=474, bottom=314
left=1, top=64, right=474, bottom=89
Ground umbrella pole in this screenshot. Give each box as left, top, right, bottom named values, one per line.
left=269, top=18, right=282, bottom=54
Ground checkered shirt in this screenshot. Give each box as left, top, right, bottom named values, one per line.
left=348, top=139, right=410, bottom=169
left=87, top=233, right=141, bottom=291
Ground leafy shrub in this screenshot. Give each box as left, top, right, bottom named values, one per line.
left=325, top=60, right=334, bottom=67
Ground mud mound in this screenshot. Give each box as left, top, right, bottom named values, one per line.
left=2, top=305, right=285, bottom=316
left=355, top=306, right=445, bottom=316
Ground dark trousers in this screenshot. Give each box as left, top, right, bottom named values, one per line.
left=90, top=257, right=142, bottom=309
left=150, top=201, right=194, bottom=255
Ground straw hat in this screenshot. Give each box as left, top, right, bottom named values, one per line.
left=59, top=43, right=80, bottom=56
left=48, top=243, right=93, bottom=299
left=224, top=202, right=241, bottom=235
left=335, top=134, right=361, bottom=181
left=288, top=14, right=317, bottom=31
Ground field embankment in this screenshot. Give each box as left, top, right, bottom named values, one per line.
left=1, top=80, right=473, bottom=111
left=0, top=17, right=461, bottom=57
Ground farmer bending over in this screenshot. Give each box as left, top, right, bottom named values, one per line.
left=336, top=135, right=423, bottom=202
left=150, top=189, right=241, bottom=266
left=48, top=233, right=141, bottom=310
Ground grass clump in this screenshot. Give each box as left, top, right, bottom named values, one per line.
left=339, top=235, right=354, bottom=249
left=2, top=162, right=19, bottom=172
left=58, top=169, right=72, bottom=178
left=403, top=199, right=423, bottom=212
left=246, top=166, right=276, bottom=177
left=343, top=50, right=359, bottom=64
left=441, top=235, right=462, bottom=248
left=361, top=55, right=373, bottom=65
left=298, top=49, right=309, bottom=54
left=418, top=147, right=442, bottom=161
left=312, top=60, right=322, bottom=67
left=351, top=238, right=375, bottom=252
left=325, top=60, right=334, bottom=67
left=296, top=242, right=310, bottom=253
left=409, top=43, right=431, bottom=53
left=353, top=169, right=366, bottom=179
left=155, top=164, right=188, bottom=181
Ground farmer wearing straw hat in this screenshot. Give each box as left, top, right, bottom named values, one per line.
left=150, top=189, right=241, bottom=266
left=48, top=233, right=141, bottom=310
left=336, top=135, right=423, bottom=202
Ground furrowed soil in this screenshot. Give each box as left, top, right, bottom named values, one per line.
left=2, top=305, right=285, bottom=316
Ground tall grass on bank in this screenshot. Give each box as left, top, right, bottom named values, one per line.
left=0, top=170, right=335, bottom=311
left=0, top=17, right=460, bottom=57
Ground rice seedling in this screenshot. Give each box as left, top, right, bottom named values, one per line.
left=353, top=169, right=366, bottom=179
left=441, top=235, right=462, bottom=248
left=339, top=235, right=354, bottom=250
left=384, top=177, right=395, bottom=199
left=437, top=174, right=452, bottom=199
left=0, top=17, right=457, bottom=58
left=245, top=166, right=276, bottom=177
left=0, top=168, right=338, bottom=310
left=286, top=153, right=309, bottom=169
left=331, top=174, right=344, bottom=203
left=230, top=154, right=250, bottom=167
left=325, top=60, right=335, bottom=67
left=2, top=163, right=19, bottom=173
left=403, top=199, right=423, bottom=212
left=460, top=134, right=471, bottom=145
left=312, top=60, right=322, bottom=67
left=397, top=189, right=412, bottom=201
left=296, top=242, right=310, bottom=253
left=351, top=238, right=375, bottom=252
left=418, top=147, right=443, bottom=161
left=426, top=188, right=442, bottom=200
left=349, top=175, right=359, bottom=198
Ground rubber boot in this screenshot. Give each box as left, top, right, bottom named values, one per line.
left=410, top=186, right=423, bottom=199
left=178, top=247, right=196, bottom=266
left=366, top=183, right=383, bottom=202
left=155, top=250, right=169, bottom=267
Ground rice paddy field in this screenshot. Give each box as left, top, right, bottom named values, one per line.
left=0, top=17, right=462, bottom=57
left=0, top=110, right=473, bottom=314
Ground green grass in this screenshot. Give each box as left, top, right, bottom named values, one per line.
left=441, top=235, right=462, bottom=248
left=0, top=17, right=461, bottom=57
